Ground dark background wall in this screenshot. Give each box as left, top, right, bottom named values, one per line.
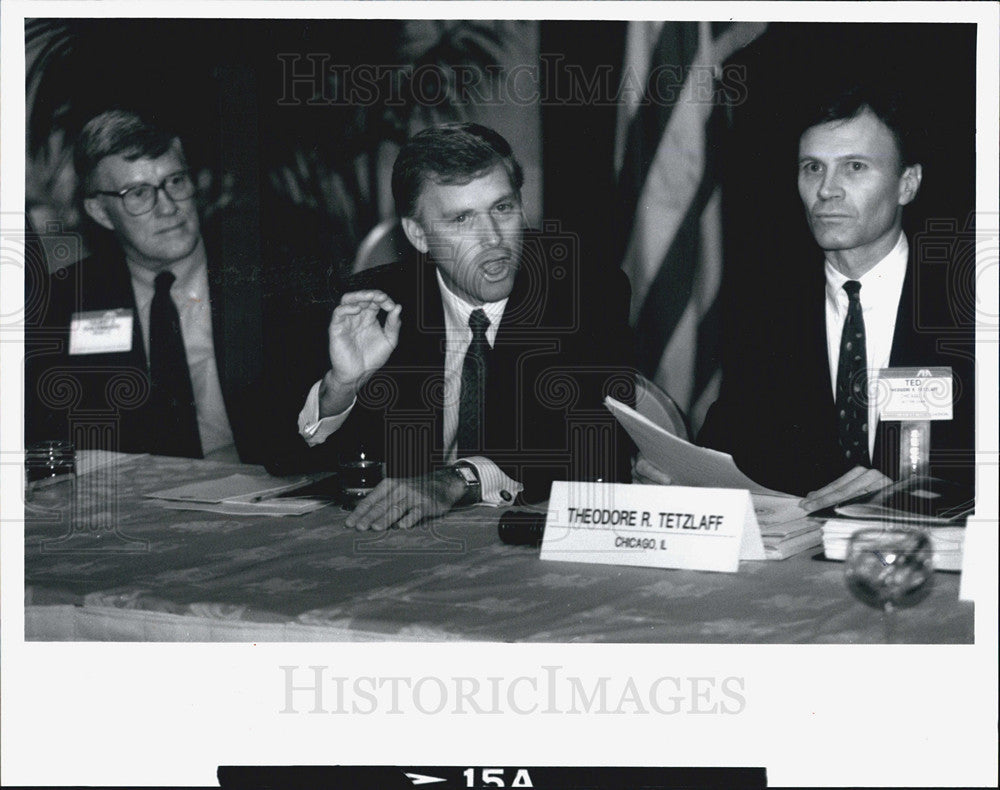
left=27, top=19, right=977, bottom=356
left=539, top=21, right=977, bottom=329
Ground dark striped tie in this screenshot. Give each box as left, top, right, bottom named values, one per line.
left=149, top=271, right=203, bottom=458
left=836, top=280, right=869, bottom=466
left=457, top=308, right=490, bottom=455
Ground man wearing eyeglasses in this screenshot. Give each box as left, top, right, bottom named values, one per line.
left=26, top=109, right=256, bottom=461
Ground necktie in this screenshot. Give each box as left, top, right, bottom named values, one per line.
left=456, top=308, right=491, bottom=455
left=149, top=271, right=202, bottom=458
left=836, top=280, right=869, bottom=466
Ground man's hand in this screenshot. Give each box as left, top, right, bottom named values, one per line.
left=319, top=290, right=402, bottom=417
left=345, top=469, right=467, bottom=531
left=801, top=466, right=892, bottom=513
left=632, top=455, right=674, bottom=486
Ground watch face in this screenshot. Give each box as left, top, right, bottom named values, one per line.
left=454, top=465, right=478, bottom=485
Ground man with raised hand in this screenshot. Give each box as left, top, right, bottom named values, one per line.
left=297, top=123, right=634, bottom=530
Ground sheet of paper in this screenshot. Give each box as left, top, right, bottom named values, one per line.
left=76, top=450, right=148, bottom=477
left=605, top=396, right=794, bottom=498
left=146, top=473, right=312, bottom=504
left=157, top=498, right=330, bottom=517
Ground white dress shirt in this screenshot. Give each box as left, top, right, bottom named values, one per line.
left=824, top=232, right=909, bottom=458
left=298, top=270, right=524, bottom=505
left=127, top=254, right=235, bottom=457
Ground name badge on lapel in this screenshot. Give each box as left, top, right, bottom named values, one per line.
left=875, top=366, right=953, bottom=478
left=69, top=309, right=134, bottom=355
left=875, top=367, right=953, bottom=421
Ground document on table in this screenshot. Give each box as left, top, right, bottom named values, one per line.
left=752, top=494, right=813, bottom=532
left=77, top=450, right=148, bottom=477
left=605, top=396, right=794, bottom=498
left=156, top=498, right=327, bottom=517
left=146, top=473, right=330, bottom=516
left=752, top=494, right=822, bottom=560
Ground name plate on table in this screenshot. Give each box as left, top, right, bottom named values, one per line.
left=876, top=367, right=952, bottom=420
left=69, top=309, right=134, bottom=355
left=540, top=481, right=766, bottom=573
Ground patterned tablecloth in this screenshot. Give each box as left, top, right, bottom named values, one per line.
left=24, top=455, right=974, bottom=643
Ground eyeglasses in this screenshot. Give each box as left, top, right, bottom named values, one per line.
left=90, top=170, right=196, bottom=216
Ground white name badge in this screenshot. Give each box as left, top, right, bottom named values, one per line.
left=875, top=367, right=953, bottom=421
left=540, top=481, right=766, bottom=574
left=69, top=309, right=134, bottom=355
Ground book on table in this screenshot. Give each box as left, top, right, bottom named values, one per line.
left=829, top=475, right=974, bottom=525
left=821, top=520, right=965, bottom=572
left=818, top=475, right=972, bottom=572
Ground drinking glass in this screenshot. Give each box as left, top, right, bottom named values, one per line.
left=338, top=447, right=384, bottom=510
left=25, top=440, right=76, bottom=501
left=844, top=527, right=934, bottom=642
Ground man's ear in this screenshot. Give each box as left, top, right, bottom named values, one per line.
left=83, top=196, right=116, bottom=231
left=898, top=163, right=923, bottom=206
left=400, top=216, right=428, bottom=254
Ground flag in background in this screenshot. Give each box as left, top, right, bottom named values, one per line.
left=615, top=21, right=767, bottom=434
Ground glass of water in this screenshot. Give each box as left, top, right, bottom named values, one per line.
left=844, top=526, right=935, bottom=642
left=25, top=440, right=76, bottom=500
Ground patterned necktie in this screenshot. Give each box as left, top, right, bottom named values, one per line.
left=836, top=280, right=869, bottom=466
left=149, top=271, right=203, bottom=458
left=456, top=308, right=491, bottom=455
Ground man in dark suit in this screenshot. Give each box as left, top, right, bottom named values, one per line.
left=26, top=109, right=266, bottom=463
left=296, top=123, right=634, bottom=530
left=693, top=85, right=975, bottom=508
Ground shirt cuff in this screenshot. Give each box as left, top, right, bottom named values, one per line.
left=461, top=456, right=523, bottom=506
left=297, top=380, right=355, bottom=446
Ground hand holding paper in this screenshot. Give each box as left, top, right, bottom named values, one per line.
left=801, top=466, right=892, bottom=513
left=605, top=397, right=793, bottom=498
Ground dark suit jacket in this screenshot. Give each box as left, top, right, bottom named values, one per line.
left=698, top=244, right=976, bottom=495
left=25, top=238, right=274, bottom=464
left=279, top=231, right=637, bottom=503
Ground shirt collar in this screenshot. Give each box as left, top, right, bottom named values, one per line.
left=825, top=232, right=908, bottom=308
left=435, top=268, right=508, bottom=335
left=126, top=241, right=208, bottom=299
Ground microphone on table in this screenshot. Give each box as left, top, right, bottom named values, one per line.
left=499, top=477, right=607, bottom=547
left=497, top=509, right=547, bottom=547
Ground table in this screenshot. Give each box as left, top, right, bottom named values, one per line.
left=24, top=455, right=974, bottom=642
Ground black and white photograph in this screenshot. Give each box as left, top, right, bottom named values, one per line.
left=2, top=2, right=997, bottom=787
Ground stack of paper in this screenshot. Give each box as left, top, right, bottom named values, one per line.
left=146, top=473, right=331, bottom=516
left=821, top=520, right=964, bottom=572
left=752, top=494, right=824, bottom=560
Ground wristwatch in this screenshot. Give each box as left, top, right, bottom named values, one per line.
left=448, top=462, right=481, bottom=507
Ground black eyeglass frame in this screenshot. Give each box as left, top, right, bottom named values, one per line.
left=89, top=170, right=196, bottom=216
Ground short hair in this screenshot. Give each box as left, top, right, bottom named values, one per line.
left=391, top=122, right=524, bottom=219
left=799, top=83, right=922, bottom=169
left=74, top=109, right=181, bottom=194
